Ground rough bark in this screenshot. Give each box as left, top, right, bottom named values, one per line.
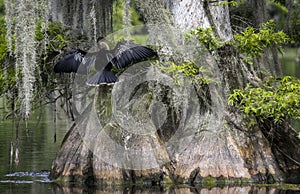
left=50, top=0, right=300, bottom=185
left=50, top=0, right=112, bottom=41
left=49, top=123, right=94, bottom=183
left=248, top=0, right=267, bottom=28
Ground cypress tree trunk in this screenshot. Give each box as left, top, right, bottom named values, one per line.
left=50, top=0, right=112, bottom=40
left=50, top=0, right=300, bottom=185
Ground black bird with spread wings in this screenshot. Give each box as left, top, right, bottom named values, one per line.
left=53, top=40, right=158, bottom=85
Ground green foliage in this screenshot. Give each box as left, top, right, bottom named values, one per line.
left=187, top=27, right=221, bottom=51
left=266, top=0, right=300, bottom=46
left=187, top=20, right=290, bottom=65
left=35, top=21, right=69, bottom=51
left=0, top=9, right=14, bottom=99
left=233, top=20, right=290, bottom=63
left=270, top=1, right=288, bottom=14
left=0, top=18, right=77, bottom=116
left=183, top=20, right=290, bottom=92
left=0, top=17, right=7, bottom=61
left=0, top=0, right=4, bottom=16
left=273, top=0, right=285, bottom=6
left=228, top=76, right=300, bottom=124
left=157, top=61, right=212, bottom=86
left=113, top=0, right=144, bottom=32
left=217, top=1, right=238, bottom=7
left=0, top=65, right=17, bottom=96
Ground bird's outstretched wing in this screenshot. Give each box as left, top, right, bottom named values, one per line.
left=54, top=50, right=86, bottom=73
left=109, top=41, right=158, bottom=69
left=86, top=70, right=118, bottom=86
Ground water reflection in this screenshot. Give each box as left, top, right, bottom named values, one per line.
left=50, top=184, right=300, bottom=194
left=2, top=170, right=299, bottom=194
left=2, top=168, right=300, bottom=193
left=1, top=180, right=300, bottom=194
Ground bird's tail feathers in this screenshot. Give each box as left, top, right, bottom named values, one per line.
left=86, top=70, right=118, bottom=86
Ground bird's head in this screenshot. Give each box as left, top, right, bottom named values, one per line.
left=97, top=37, right=110, bottom=50
left=98, top=41, right=110, bottom=50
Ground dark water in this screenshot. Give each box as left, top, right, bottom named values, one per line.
left=0, top=107, right=68, bottom=174
left=0, top=104, right=70, bottom=193
left=0, top=49, right=299, bottom=193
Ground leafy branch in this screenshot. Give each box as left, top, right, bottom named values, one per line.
left=187, top=20, right=290, bottom=64
left=157, top=61, right=212, bottom=86
left=233, top=20, right=290, bottom=63
left=228, top=76, right=300, bottom=125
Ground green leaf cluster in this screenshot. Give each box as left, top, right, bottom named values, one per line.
left=187, top=20, right=290, bottom=64
left=0, top=66, right=17, bottom=96
left=187, top=27, right=221, bottom=52
left=157, top=61, right=211, bottom=86
left=228, top=76, right=300, bottom=124
left=217, top=1, right=238, bottom=7
left=35, top=21, right=69, bottom=51
left=273, top=0, right=285, bottom=6
left=0, top=17, right=7, bottom=61
left=233, top=20, right=290, bottom=63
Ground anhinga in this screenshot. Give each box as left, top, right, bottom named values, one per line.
left=53, top=40, right=158, bottom=85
